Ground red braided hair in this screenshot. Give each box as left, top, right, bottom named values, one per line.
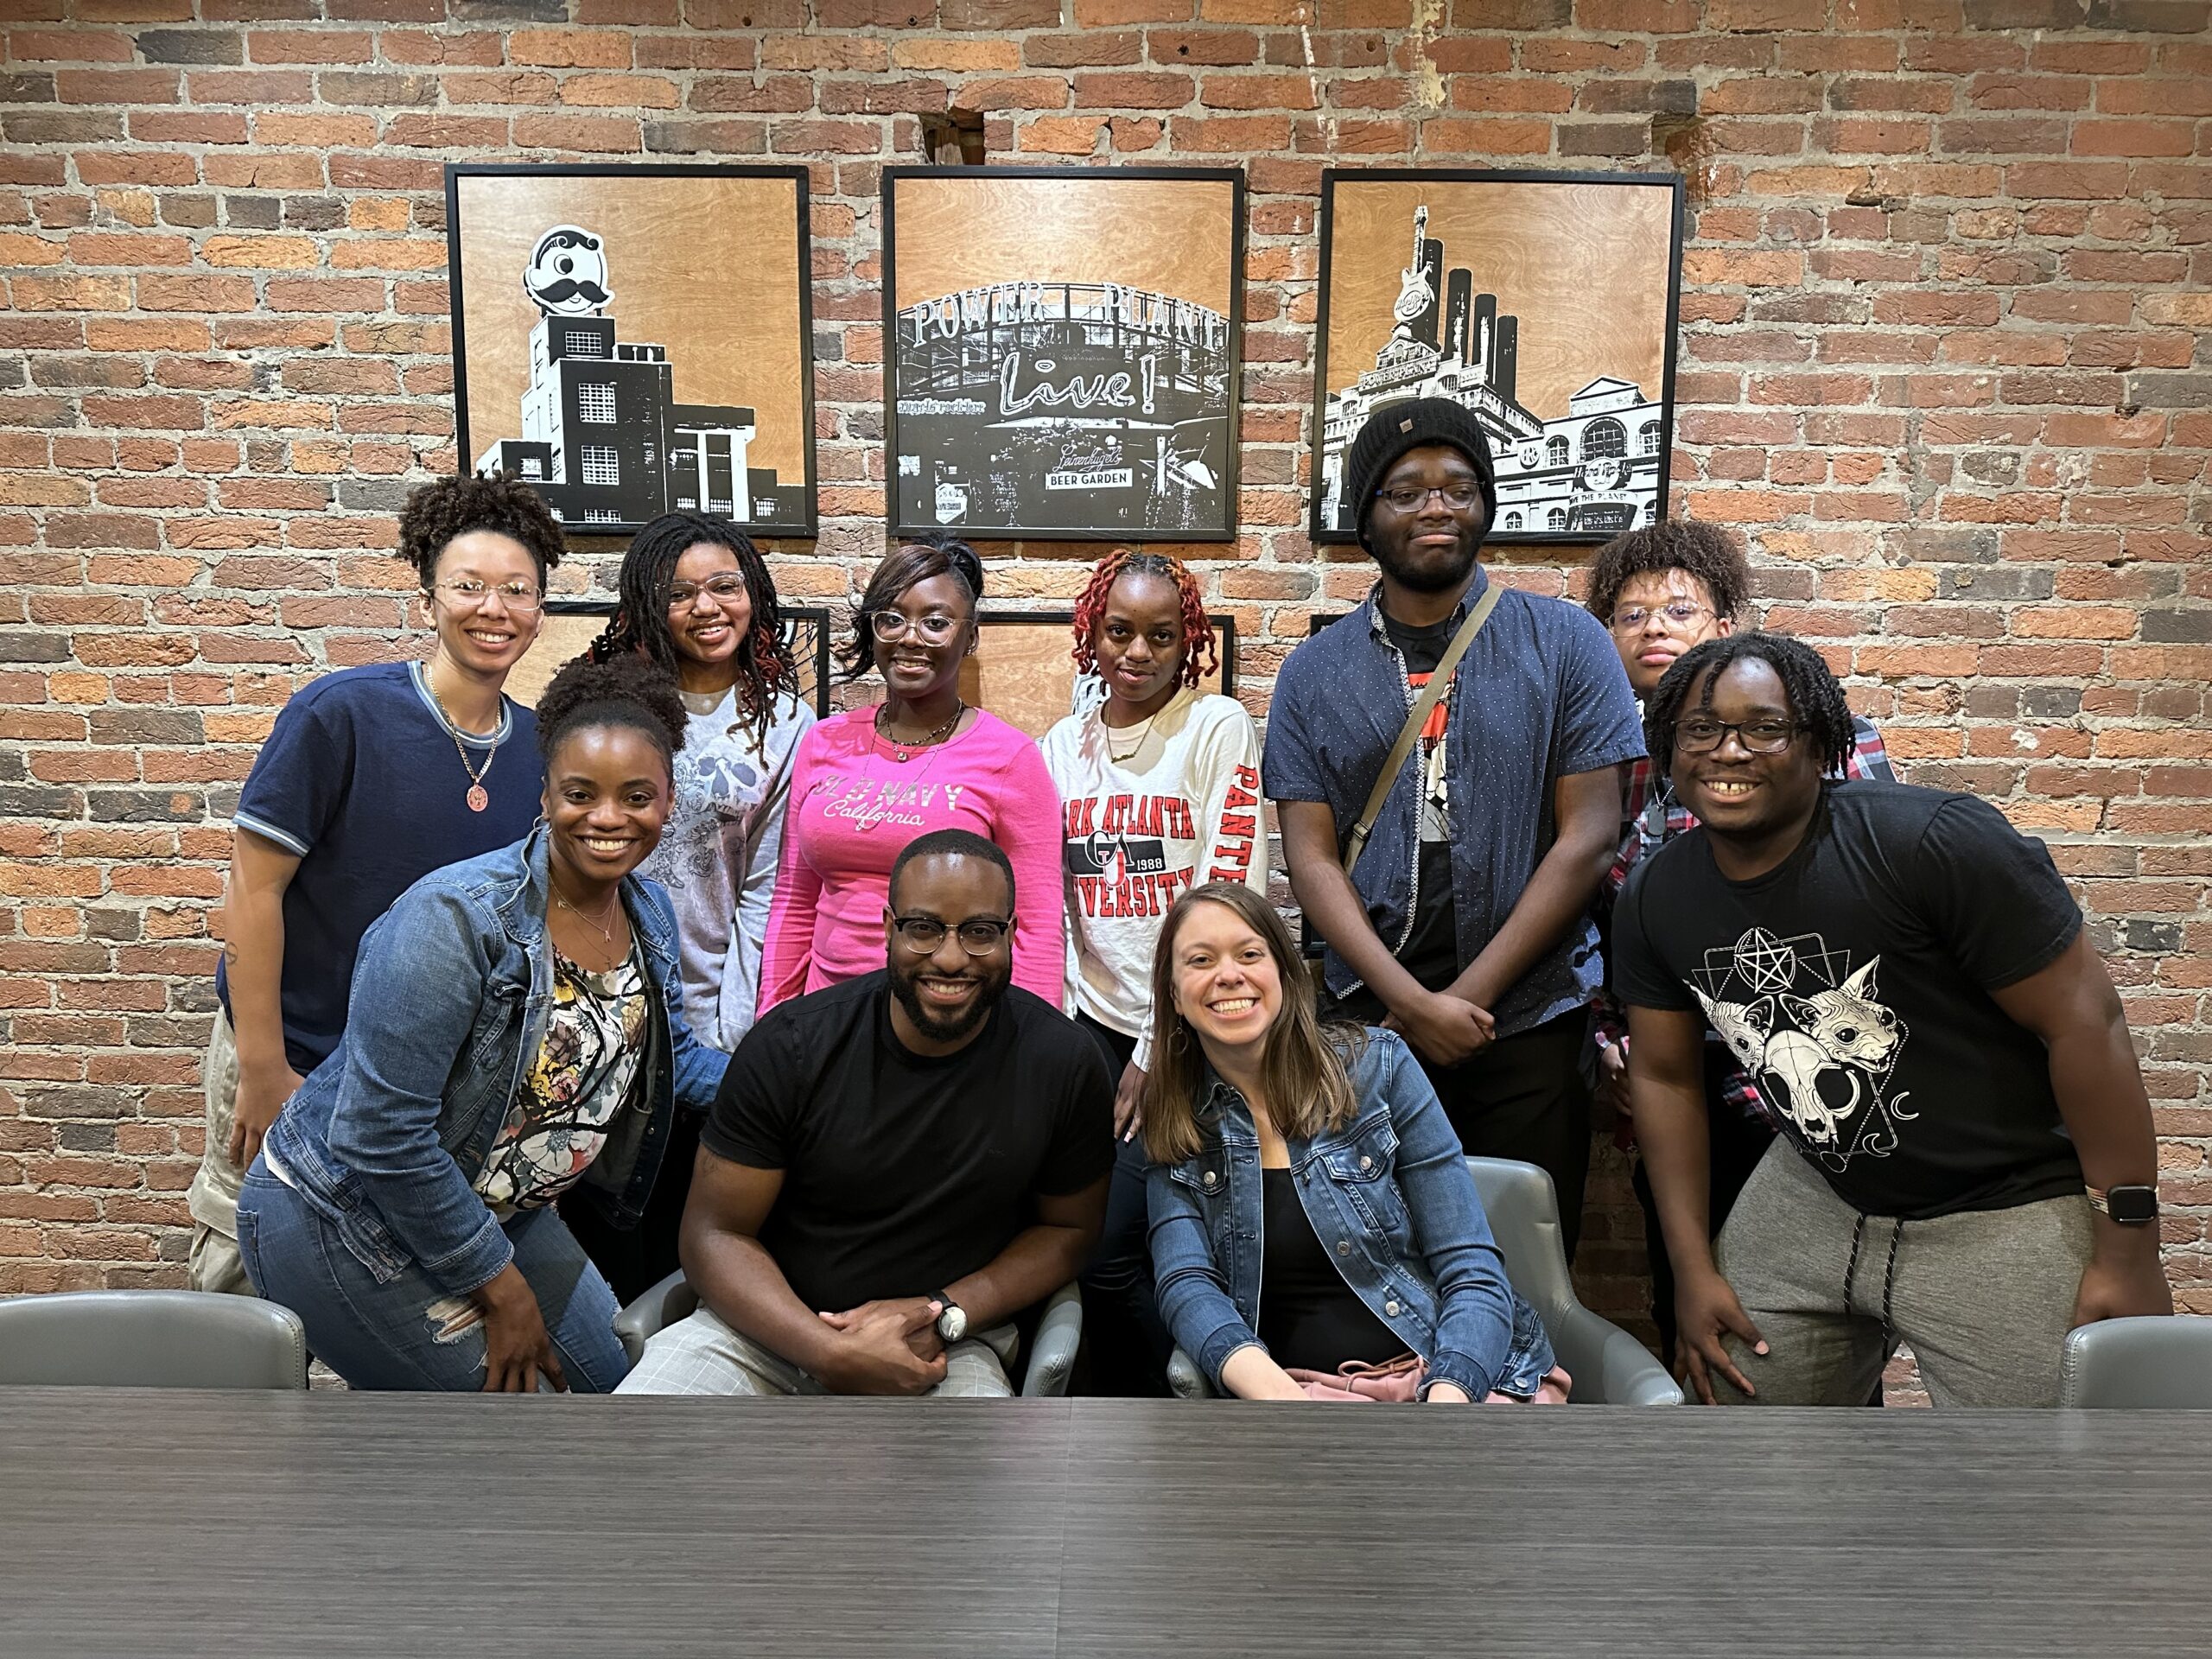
left=1070, top=550, right=1217, bottom=690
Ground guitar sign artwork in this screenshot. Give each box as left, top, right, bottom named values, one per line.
left=1691, top=927, right=1915, bottom=1170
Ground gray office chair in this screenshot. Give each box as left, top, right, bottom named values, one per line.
left=615, top=1272, right=1084, bottom=1398
left=2061, top=1315, right=2212, bottom=1408
left=0, top=1289, right=308, bottom=1389
left=1167, top=1155, right=1683, bottom=1405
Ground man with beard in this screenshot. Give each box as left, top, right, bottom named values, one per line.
left=1266, top=399, right=1643, bottom=1256
left=619, top=830, right=1113, bottom=1396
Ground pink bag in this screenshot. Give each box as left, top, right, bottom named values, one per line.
left=1284, top=1351, right=1573, bottom=1404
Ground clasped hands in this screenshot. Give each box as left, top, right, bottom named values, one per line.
left=815, top=1295, right=951, bottom=1395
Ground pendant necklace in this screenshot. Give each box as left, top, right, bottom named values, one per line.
left=428, top=674, right=499, bottom=813
left=1105, top=709, right=1161, bottom=764
left=876, top=699, right=964, bottom=764
left=551, top=880, right=622, bottom=964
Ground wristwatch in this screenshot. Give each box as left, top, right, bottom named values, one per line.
left=2086, top=1184, right=2159, bottom=1225
left=934, top=1293, right=969, bottom=1344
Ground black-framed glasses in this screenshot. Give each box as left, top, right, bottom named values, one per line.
left=889, top=914, right=1011, bottom=955
left=1611, top=600, right=1713, bottom=633
left=433, top=578, right=543, bottom=613
left=1374, top=482, right=1481, bottom=513
left=668, top=574, right=749, bottom=608
left=1675, top=716, right=1801, bottom=755
left=871, top=609, right=966, bottom=645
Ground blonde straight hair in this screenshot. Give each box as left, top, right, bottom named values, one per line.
left=1141, top=883, right=1365, bottom=1166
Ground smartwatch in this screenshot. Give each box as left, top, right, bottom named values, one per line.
left=2086, top=1184, right=2159, bottom=1225
left=933, top=1294, right=969, bottom=1344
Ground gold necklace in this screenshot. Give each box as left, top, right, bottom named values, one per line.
left=426, top=671, right=499, bottom=814
left=550, top=881, right=622, bottom=955
left=1104, top=709, right=1161, bottom=762
left=875, top=699, right=964, bottom=763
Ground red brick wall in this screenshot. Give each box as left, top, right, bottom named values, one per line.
left=1, top=2, right=2207, bottom=1335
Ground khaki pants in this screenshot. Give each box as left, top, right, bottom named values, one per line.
left=617, top=1305, right=1015, bottom=1398
left=184, top=1008, right=251, bottom=1296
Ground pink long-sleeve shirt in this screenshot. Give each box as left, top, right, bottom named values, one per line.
left=758, top=706, right=1066, bottom=1012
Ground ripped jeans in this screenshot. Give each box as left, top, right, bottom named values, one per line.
left=235, top=1160, right=629, bottom=1393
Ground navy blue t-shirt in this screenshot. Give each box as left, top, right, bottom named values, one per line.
left=215, top=661, right=544, bottom=1073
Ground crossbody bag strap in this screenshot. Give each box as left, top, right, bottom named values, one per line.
left=1339, top=582, right=1503, bottom=877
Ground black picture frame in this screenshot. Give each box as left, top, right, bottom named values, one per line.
left=881, top=165, right=1246, bottom=543
left=1309, top=168, right=1687, bottom=547
left=447, top=162, right=817, bottom=540
left=516, top=600, right=836, bottom=719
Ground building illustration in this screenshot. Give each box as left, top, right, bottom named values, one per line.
left=892, top=279, right=1231, bottom=534
left=1319, top=204, right=1665, bottom=538
left=475, top=223, right=804, bottom=531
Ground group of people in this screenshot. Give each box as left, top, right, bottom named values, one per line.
left=185, top=396, right=2173, bottom=1410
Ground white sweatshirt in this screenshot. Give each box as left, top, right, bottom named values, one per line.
left=1039, top=687, right=1268, bottom=1070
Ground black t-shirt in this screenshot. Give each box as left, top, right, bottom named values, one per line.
left=702, top=973, right=1115, bottom=1313
left=1614, top=781, right=2084, bottom=1220
left=1369, top=610, right=1459, bottom=998
left=1256, top=1167, right=1405, bottom=1372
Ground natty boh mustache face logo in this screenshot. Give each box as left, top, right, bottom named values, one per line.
left=523, top=226, right=613, bottom=316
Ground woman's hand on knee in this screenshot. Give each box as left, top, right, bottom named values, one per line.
left=474, top=1262, right=567, bottom=1393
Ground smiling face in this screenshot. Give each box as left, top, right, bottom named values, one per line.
left=1610, top=568, right=1732, bottom=699
left=428, top=531, right=544, bottom=683
left=664, top=541, right=753, bottom=672
left=1366, top=444, right=1491, bottom=594
left=1092, top=570, right=1187, bottom=718
left=1167, top=898, right=1285, bottom=1072
left=1668, top=657, right=1822, bottom=843
left=883, top=853, right=1014, bottom=1051
left=542, top=723, right=672, bottom=895
left=871, top=570, right=975, bottom=704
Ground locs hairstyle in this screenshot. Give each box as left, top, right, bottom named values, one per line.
left=588, top=512, right=801, bottom=753
left=1140, top=882, right=1365, bottom=1168
left=1069, top=550, right=1218, bottom=689
left=1585, top=518, right=1753, bottom=630
left=1643, top=631, right=1858, bottom=779
left=397, top=472, right=568, bottom=589
left=840, top=537, right=984, bottom=682
left=535, top=652, right=689, bottom=772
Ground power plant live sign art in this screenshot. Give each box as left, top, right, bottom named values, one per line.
left=884, top=168, right=1245, bottom=542
left=1312, top=169, right=1686, bottom=545
left=446, top=163, right=817, bottom=539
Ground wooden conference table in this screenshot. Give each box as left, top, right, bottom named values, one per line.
left=5, top=1390, right=2206, bottom=1657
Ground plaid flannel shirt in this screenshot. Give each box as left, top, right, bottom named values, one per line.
left=1593, top=715, right=1896, bottom=1135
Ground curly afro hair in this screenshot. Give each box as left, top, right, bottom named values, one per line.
left=1643, top=631, right=1857, bottom=780
left=397, top=473, right=569, bottom=591
left=534, top=652, right=688, bottom=773
left=1585, top=518, right=1752, bottom=631
left=1070, top=550, right=1217, bottom=690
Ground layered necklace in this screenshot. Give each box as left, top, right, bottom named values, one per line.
left=426, top=671, right=500, bottom=814
left=875, top=698, right=965, bottom=764
left=550, top=878, right=624, bottom=968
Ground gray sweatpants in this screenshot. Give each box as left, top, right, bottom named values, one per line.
left=1712, top=1139, right=2093, bottom=1408
left=618, top=1305, right=1016, bottom=1398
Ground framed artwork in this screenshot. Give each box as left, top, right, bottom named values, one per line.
left=507, top=600, right=836, bottom=718
left=960, top=612, right=1236, bottom=743
left=447, top=162, right=816, bottom=538
left=1310, top=168, right=1686, bottom=545
left=882, top=166, right=1245, bottom=542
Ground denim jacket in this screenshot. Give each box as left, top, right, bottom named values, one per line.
left=1146, top=1027, right=1555, bottom=1401
left=261, top=827, right=728, bottom=1298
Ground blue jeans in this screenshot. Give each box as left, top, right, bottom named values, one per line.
left=236, top=1161, right=630, bottom=1393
